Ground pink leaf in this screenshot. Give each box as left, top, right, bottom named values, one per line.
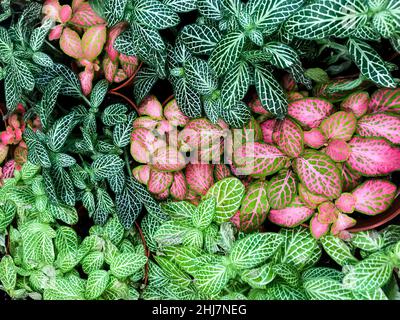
left=60, top=28, right=83, bottom=59
left=326, top=139, right=351, bottom=162
left=304, top=128, right=327, bottom=149
left=369, top=88, right=400, bottom=114
left=260, top=119, right=277, bottom=144
left=268, top=197, right=314, bottom=228
left=320, top=111, right=357, bottom=141
left=233, top=142, right=289, bottom=177
left=293, top=150, right=342, bottom=199
left=282, top=73, right=297, bottom=91
left=130, top=140, right=150, bottom=164
left=347, top=137, right=400, bottom=176
left=288, top=98, right=334, bottom=129
left=352, top=179, right=397, bottom=215
left=132, top=116, right=159, bottom=131
left=148, top=170, right=173, bottom=194
left=214, top=164, right=231, bottom=181
left=154, top=188, right=170, bottom=200
left=0, top=144, right=9, bottom=164
left=164, top=99, right=189, bottom=127
left=49, top=25, right=63, bottom=41
left=238, top=181, right=269, bottom=232
left=357, top=113, right=400, bottom=144
left=132, top=165, right=151, bottom=185
left=340, top=163, right=363, bottom=192
left=310, top=214, right=330, bottom=239
left=70, top=3, right=106, bottom=27
left=317, top=202, right=339, bottom=224
left=287, top=92, right=305, bottom=102
left=81, top=25, right=107, bottom=61
left=119, top=54, right=139, bottom=77
left=2, top=160, right=15, bottom=179
left=170, top=171, right=187, bottom=200
left=185, top=163, right=214, bottom=196
left=106, top=23, right=126, bottom=62
left=150, top=146, right=187, bottom=172
left=113, top=69, right=127, bottom=83
left=60, top=5, right=72, bottom=23
left=130, top=128, right=166, bottom=163
left=341, top=91, right=369, bottom=118
left=79, top=69, right=94, bottom=96
left=273, top=118, right=304, bottom=158
left=335, top=193, right=356, bottom=214
left=185, top=187, right=201, bottom=206
left=331, top=213, right=356, bottom=236
left=138, top=95, right=163, bottom=120
left=42, top=0, right=61, bottom=22
left=248, top=94, right=270, bottom=115
left=298, top=183, right=329, bottom=209
left=102, top=55, right=118, bottom=83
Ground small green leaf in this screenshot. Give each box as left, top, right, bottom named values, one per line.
left=85, top=270, right=109, bottom=299
left=110, top=253, right=147, bottom=278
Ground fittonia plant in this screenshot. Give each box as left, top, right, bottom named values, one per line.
left=232, top=87, right=400, bottom=239
left=0, top=162, right=147, bottom=300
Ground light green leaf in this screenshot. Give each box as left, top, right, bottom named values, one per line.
left=180, top=24, right=221, bottom=55
left=110, top=253, right=147, bottom=279
left=0, top=255, right=16, bottom=292
left=131, top=0, right=180, bottom=29
left=351, top=230, right=384, bottom=252
left=193, top=263, right=229, bottom=296
left=204, top=177, right=245, bottom=223
left=85, top=270, right=109, bottom=299
left=304, top=278, right=353, bottom=300
left=82, top=252, right=105, bottom=274
left=92, top=155, right=124, bottom=179
left=321, top=235, right=358, bottom=267
left=192, top=198, right=216, bottom=230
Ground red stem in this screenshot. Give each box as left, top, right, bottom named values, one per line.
left=110, top=62, right=143, bottom=93
left=108, top=91, right=139, bottom=113
left=162, top=95, right=175, bottom=108
left=135, top=221, right=150, bottom=287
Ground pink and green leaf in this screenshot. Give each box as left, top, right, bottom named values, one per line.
left=273, top=118, right=304, bottom=158
left=341, top=92, right=369, bottom=118
left=268, top=197, right=314, bottom=228
left=310, top=214, right=330, bottom=240
left=185, top=163, right=214, bottom=196
left=320, top=111, right=356, bottom=141
left=298, top=183, right=329, bottom=209
left=233, top=142, right=290, bottom=177
left=148, top=170, right=173, bottom=195
left=288, top=98, right=334, bottom=129
left=260, top=119, right=277, bottom=144
left=214, top=164, right=232, bottom=181
left=138, top=95, right=163, bottom=120
left=132, top=165, right=151, bottom=185
left=81, top=25, right=107, bottom=61
left=335, top=193, right=356, bottom=214
left=317, top=202, right=339, bottom=224
left=60, top=27, right=83, bottom=59
left=347, top=137, right=400, bottom=176
left=331, top=213, right=356, bottom=236
left=326, top=139, right=351, bottom=162
left=369, top=88, right=400, bottom=114
left=340, top=163, right=363, bottom=192
left=132, top=116, right=159, bottom=131
left=69, top=3, right=106, bottom=27
left=357, top=113, right=400, bottom=144
left=266, top=169, right=297, bottom=210
left=293, top=150, right=342, bottom=199
left=150, top=146, right=187, bottom=172
left=352, top=179, right=397, bottom=215
left=238, top=181, right=269, bottom=232
left=164, top=99, right=189, bottom=127
left=304, top=128, right=327, bottom=149
left=170, top=171, right=187, bottom=200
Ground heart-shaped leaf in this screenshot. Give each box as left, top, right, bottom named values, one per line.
left=60, top=28, right=83, bottom=60
left=148, top=170, right=173, bottom=194
left=288, top=98, right=333, bottom=129
left=81, top=25, right=107, bottom=61
left=170, top=171, right=187, bottom=201
left=268, top=197, right=314, bottom=228
left=347, top=137, right=400, bottom=176
left=369, top=88, right=400, bottom=114
left=273, top=118, right=304, bottom=158
left=320, top=111, right=357, bottom=141
left=234, top=142, right=289, bottom=177
left=304, top=128, right=327, bottom=149
left=341, top=91, right=369, bottom=118
left=293, top=150, right=342, bottom=199
left=335, top=193, right=356, bottom=214
left=204, top=177, right=245, bottom=224
left=357, top=113, right=400, bottom=144
left=267, top=169, right=297, bottom=210
left=326, top=139, right=351, bottom=162
left=310, top=214, right=330, bottom=240
left=138, top=95, right=163, bottom=120
left=352, top=179, right=397, bottom=215
left=185, top=163, right=214, bottom=196
left=238, top=181, right=269, bottom=232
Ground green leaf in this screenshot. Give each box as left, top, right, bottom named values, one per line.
left=49, top=204, right=78, bottom=225
left=115, top=178, right=143, bottom=229
left=131, top=22, right=165, bottom=52
left=12, top=58, right=35, bottom=91
left=209, top=31, right=246, bottom=76
left=241, top=263, right=276, bottom=289
left=0, top=27, right=12, bottom=62
left=321, top=235, right=358, bottom=266
left=44, top=277, right=85, bottom=300
left=92, top=155, right=124, bottom=179
left=90, top=80, right=108, bottom=109
left=192, top=198, right=216, bottom=230
left=343, top=253, right=393, bottom=291
left=154, top=220, right=189, bottom=246
left=47, top=113, right=76, bottom=152
left=221, top=61, right=251, bottom=107
left=39, top=77, right=63, bottom=130
left=180, top=24, right=221, bottom=55
left=264, top=42, right=300, bottom=69
left=0, top=255, right=16, bottom=292
left=114, top=30, right=136, bottom=56
left=204, top=177, right=245, bottom=223
left=162, top=0, right=197, bottom=12
left=197, top=0, right=223, bottom=20
left=254, top=65, right=287, bottom=119
left=29, top=18, right=52, bottom=51
left=247, top=0, right=304, bottom=31
left=103, top=0, right=128, bottom=27
left=347, top=38, right=396, bottom=88
left=55, top=226, right=78, bottom=254
left=4, top=65, right=21, bottom=111
left=131, top=0, right=180, bottom=29
left=221, top=101, right=251, bottom=128
left=85, top=270, right=109, bottom=299
left=52, top=167, right=76, bottom=206
left=24, top=128, right=51, bottom=168
left=304, top=278, right=353, bottom=300
left=185, top=57, right=218, bottom=95
left=102, top=103, right=128, bottom=126
left=82, top=252, right=105, bottom=274
left=351, top=231, right=384, bottom=252
left=230, top=233, right=284, bottom=270
left=110, top=253, right=147, bottom=279
left=285, top=0, right=368, bottom=39
left=171, top=77, right=202, bottom=118
left=133, top=66, right=158, bottom=104
left=193, top=263, right=229, bottom=296
left=113, top=119, right=134, bottom=148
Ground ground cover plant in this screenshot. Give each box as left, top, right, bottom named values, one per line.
left=0, top=0, right=399, bottom=301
